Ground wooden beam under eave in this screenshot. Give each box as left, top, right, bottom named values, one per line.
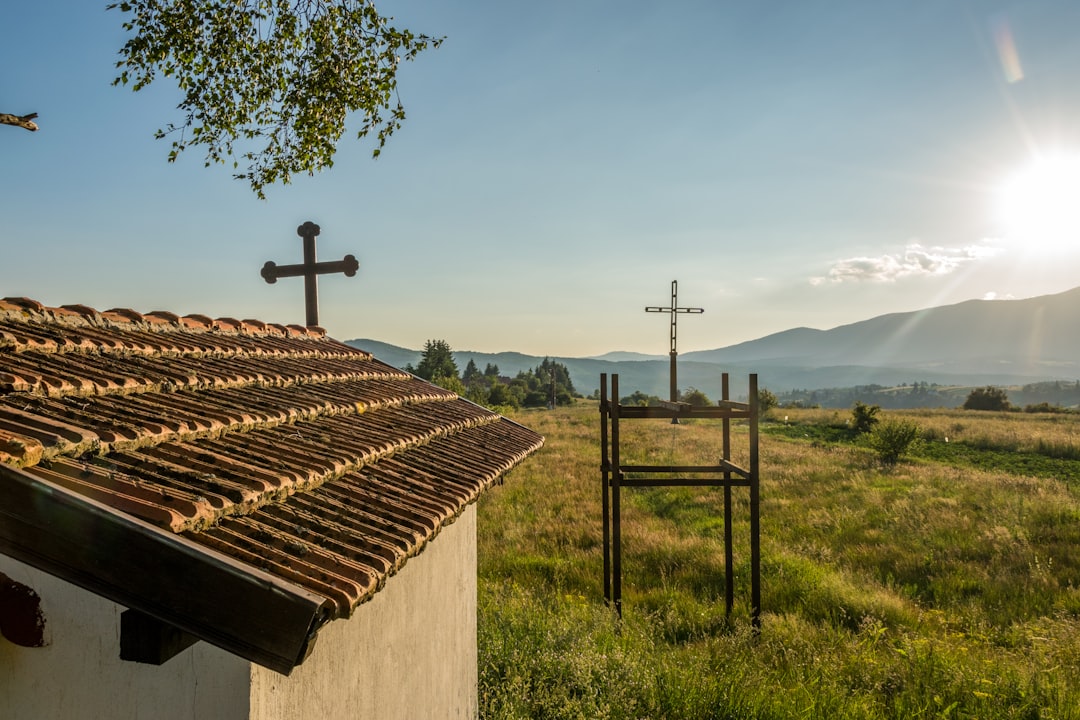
left=0, top=464, right=329, bottom=675
left=120, top=609, right=200, bottom=666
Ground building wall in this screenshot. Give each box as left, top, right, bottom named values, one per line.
left=249, top=504, right=479, bottom=720
left=0, top=555, right=251, bottom=720
left=0, top=505, right=478, bottom=720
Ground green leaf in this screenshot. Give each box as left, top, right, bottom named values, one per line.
left=108, top=0, right=443, bottom=197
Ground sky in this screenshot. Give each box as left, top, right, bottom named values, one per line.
left=3, top=1, right=1080, bottom=357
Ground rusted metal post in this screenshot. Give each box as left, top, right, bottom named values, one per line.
left=749, top=373, right=761, bottom=630
left=600, top=373, right=611, bottom=606
left=300, top=224, right=319, bottom=328
left=722, top=372, right=734, bottom=618
left=611, top=374, right=623, bottom=618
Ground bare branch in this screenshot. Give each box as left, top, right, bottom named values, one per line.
left=0, top=113, right=39, bottom=131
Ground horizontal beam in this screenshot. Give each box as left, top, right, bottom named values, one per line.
left=617, top=477, right=752, bottom=488
left=120, top=609, right=200, bottom=666
left=613, top=406, right=751, bottom=420
left=644, top=307, right=704, bottom=314
left=261, top=256, right=359, bottom=283
left=618, top=461, right=750, bottom=477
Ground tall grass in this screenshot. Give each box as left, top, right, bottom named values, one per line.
left=478, top=402, right=1080, bottom=719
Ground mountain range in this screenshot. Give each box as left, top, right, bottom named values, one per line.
left=346, top=286, right=1080, bottom=400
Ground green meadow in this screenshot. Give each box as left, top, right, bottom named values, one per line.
left=477, top=403, right=1080, bottom=719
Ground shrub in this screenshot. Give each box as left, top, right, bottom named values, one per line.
left=851, top=401, right=881, bottom=434
left=1024, top=402, right=1068, bottom=414
left=680, top=387, right=711, bottom=407
left=757, top=388, right=778, bottom=414
left=621, top=391, right=660, bottom=406
left=963, top=386, right=1011, bottom=411
left=866, top=418, right=921, bottom=466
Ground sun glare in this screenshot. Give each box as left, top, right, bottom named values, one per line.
left=997, top=153, right=1080, bottom=253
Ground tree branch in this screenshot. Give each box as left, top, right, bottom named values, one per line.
left=0, top=113, right=39, bottom=131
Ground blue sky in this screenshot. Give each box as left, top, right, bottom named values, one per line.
left=3, top=1, right=1080, bottom=356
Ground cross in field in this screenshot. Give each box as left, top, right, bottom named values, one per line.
left=645, top=280, right=704, bottom=404
left=261, top=222, right=359, bottom=328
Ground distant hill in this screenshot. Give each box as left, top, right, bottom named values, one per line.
left=587, top=351, right=666, bottom=362
left=683, top=286, right=1080, bottom=377
left=346, top=286, right=1080, bottom=402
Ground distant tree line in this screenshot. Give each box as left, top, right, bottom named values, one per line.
left=612, top=386, right=779, bottom=413
left=778, top=380, right=1080, bottom=411
left=775, top=381, right=1077, bottom=414
left=1012, top=380, right=1080, bottom=409
left=778, top=383, right=957, bottom=410
left=406, top=340, right=580, bottom=409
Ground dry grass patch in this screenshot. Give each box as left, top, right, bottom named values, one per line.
left=478, top=401, right=1080, bottom=719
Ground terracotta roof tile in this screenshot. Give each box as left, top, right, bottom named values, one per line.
left=0, top=298, right=544, bottom=667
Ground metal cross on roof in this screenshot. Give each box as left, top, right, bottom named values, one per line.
left=645, top=280, right=704, bottom=404
left=261, top=222, right=359, bottom=328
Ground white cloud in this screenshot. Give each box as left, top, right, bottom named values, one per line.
left=981, top=291, right=1015, bottom=301
left=810, top=241, right=1003, bottom=285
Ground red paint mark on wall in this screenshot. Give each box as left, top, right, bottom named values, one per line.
left=0, top=571, right=47, bottom=647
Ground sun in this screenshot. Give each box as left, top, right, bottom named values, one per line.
left=997, top=153, right=1080, bottom=253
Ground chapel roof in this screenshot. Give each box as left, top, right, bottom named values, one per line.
left=0, top=297, right=543, bottom=674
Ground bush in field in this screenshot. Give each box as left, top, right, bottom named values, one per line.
left=851, top=401, right=881, bottom=434
left=680, top=387, right=711, bottom=407
left=866, top=418, right=921, bottom=466
left=964, top=385, right=1011, bottom=411
left=1024, top=402, right=1069, bottom=414
left=757, top=388, right=778, bottom=414
left=621, top=391, right=660, bottom=406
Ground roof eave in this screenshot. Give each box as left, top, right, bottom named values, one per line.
left=0, top=463, right=327, bottom=675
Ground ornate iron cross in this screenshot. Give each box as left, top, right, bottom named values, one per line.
left=645, top=280, right=704, bottom=403
left=261, top=222, right=359, bottom=327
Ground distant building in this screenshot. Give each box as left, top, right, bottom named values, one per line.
left=0, top=297, right=543, bottom=719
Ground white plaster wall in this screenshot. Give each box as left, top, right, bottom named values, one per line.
left=0, top=555, right=251, bottom=720
left=249, top=504, right=479, bottom=720
left=0, top=505, right=479, bottom=720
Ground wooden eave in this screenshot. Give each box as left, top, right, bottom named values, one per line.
left=0, top=462, right=327, bottom=676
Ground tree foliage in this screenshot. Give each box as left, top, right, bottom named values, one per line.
left=108, top=0, right=442, bottom=196
left=459, top=356, right=578, bottom=410
left=757, top=388, right=778, bottom=414
left=462, top=358, right=481, bottom=385
left=680, top=387, right=711, bottom=407
left=851, top=401, right=881, bottom=434
left=620, top=391, right=660, bottom=407
left=963, top=386, right=1012, bottom=412
left=778, top=382, right=954, bottom=410
left=409, top=339, right=458, bottom=383
left=510, top=358, right=578, bottom=409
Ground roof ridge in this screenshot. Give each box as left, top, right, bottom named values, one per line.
left=0, top=296, right=332, bottom=341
